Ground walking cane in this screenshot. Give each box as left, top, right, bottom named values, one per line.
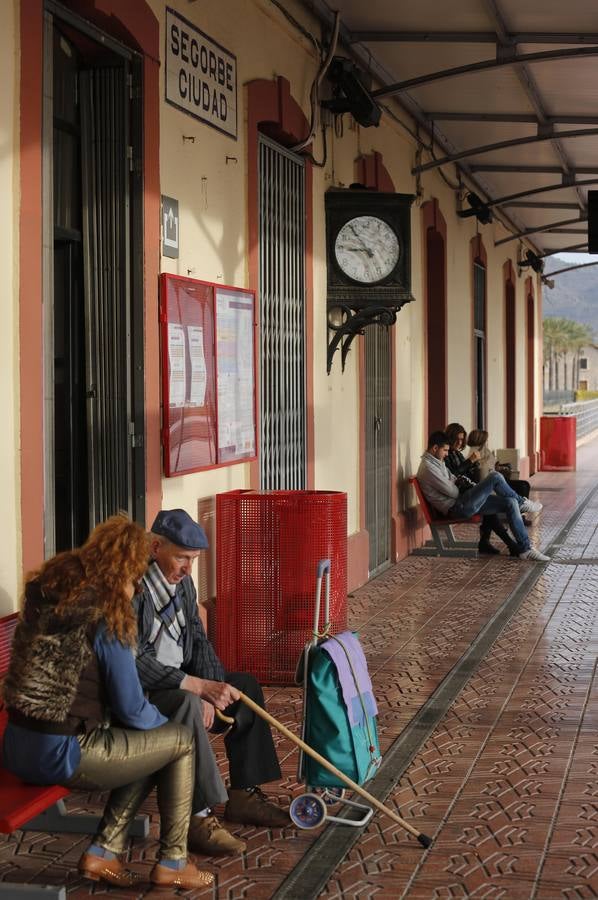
left=217, top=694, right=432, bottom=848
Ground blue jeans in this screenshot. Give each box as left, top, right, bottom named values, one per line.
left=451, top=472, right=529, bottom=552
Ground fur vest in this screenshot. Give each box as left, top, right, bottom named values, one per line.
left=3, top=580, right=107, bottom=735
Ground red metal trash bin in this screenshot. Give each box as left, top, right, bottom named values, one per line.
left=540, top=415, right=576, bottom=471
left=215, top=490, right=347, bottom=684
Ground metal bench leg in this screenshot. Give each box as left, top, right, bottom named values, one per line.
left=412, top=524, right=479, bottom=557
left=22, top=799, right=149, bottom=838
left=0, top=884, right=66, bottom=899
left=443, top=526, right=479, bottom=550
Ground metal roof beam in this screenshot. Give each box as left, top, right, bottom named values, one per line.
left=495, top=216, right=587, bottom=246
left=372, top=46, right=598, bottom=99
left=470, top=164, right=598, bottom=173
left=545, top=261, right=598, bottom=277
left=536, top=243, right=587, bottom=258
left=464, top=177, right=598, bottom=211
left=425, top=113, right=598, bottom=125
left=412, top=128, right=598, bottom=174
left=546, top=227, right=588, bottom=234
left=504, top=202, right=580, bottom=209
left=350, top=30, right=598, bottom=45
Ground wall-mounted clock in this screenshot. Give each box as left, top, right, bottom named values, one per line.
left=334, top=215, right=400, bottom=284
left=326, top=189, right=414, bottom=307
left=325, top=188, right=415, bottom=372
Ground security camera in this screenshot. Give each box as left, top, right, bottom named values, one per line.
left=321, top=57, right=382, bottom=129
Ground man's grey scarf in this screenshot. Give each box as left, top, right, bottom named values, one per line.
left=142, top=561, right=186, bottom=648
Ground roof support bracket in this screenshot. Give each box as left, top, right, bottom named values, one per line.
left=536, top=122, right=553, bottom=138
left=561, top=172, right=575, bottom=187
left=496, top=43, right=515, bottom=62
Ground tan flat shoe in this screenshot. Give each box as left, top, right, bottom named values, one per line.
left=150, top=860, right=214, bottom=890
left=78, top=851, right=140, bottom=887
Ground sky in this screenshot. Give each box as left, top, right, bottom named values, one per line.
left=554, top=252, right=596, bottom=263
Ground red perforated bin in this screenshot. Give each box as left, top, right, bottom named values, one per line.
left=215, top=490, right=347, bottom=684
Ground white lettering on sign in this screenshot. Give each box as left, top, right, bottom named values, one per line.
left=165, top=8, right=237, bottom=139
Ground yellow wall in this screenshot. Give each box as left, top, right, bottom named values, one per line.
left=0, top=0, right=545, bottom=612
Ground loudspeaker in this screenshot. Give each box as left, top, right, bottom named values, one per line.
left=588, top=190, right=598, bottom=253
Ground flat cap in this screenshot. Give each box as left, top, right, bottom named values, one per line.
left=151, top=509, right=208, bottom=550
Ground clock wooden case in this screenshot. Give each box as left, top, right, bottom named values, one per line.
left=325, top=189, right=415, bottom=308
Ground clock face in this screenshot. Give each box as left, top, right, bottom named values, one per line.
left=334, top=215, right=400, bottom=284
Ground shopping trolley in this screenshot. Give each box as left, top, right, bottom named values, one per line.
left=289, top=559, right=382, bottom=829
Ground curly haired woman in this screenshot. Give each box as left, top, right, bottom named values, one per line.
left=2, top=515, right=213, bottom=891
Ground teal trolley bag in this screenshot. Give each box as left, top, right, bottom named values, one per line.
left=290, top=560, right=382, bottom=830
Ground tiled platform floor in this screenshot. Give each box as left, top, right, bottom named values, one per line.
left=2, top=438, right=598, bottom=898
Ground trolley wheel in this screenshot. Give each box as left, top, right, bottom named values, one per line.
left=290, top=793, right=327, bottom=829
left=322, top=787, right=346, bottom=805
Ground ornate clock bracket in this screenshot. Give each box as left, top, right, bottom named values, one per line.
left=327, top=301, right=409, bottom=373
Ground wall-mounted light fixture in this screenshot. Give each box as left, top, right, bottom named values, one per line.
left=518, top=248, right=545, bottom=274
left=321, top=57, right=382, bottom=129
left=457, top=191, right=493, bottom=225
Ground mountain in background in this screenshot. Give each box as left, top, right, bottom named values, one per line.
left=542, top=256, right=598, bottom=337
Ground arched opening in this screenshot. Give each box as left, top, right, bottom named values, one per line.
left=504, top=261, right=516, bottom=447
left=422, top=199, right=447, bottom=434
left=471, top=236, right=487, bottom=430
left=19, top=0, right=160, bottom=567
left=526, top=280, right=537, bottom=473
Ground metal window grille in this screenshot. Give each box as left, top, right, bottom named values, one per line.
left=473, top=262, right=486, bottom=429
left=80, top=66, right=132, bottom=524
left=258, top=135, right=306, bottom=489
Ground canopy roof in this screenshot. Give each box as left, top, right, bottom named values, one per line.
left=304, top=0, right=598, bottom=259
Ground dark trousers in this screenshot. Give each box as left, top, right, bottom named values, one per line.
left=216, top=672, right=281, bottom=790
left=150, top=671, right=280, bottom=813
left=507, top=478, right=530, bottom=498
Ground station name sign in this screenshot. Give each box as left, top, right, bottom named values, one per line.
left=165, top=8, right=237, bottom=139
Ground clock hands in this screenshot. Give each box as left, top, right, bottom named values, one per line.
left=341, top=245, right=375, bottom=257
left=347, top=224, right=375, bottom=258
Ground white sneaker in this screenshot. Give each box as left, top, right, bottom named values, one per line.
left=521, top=498, right=543, bottom=514
left=519, top=548, right=550, bottom=562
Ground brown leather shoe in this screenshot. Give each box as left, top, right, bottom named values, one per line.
left=150, top=860, right=214, bottom=890
left=78, top=852, right=140, bottom=887
left=188, top=814, right=246, bottom=856
left=224, top=787, right=290, bottom=827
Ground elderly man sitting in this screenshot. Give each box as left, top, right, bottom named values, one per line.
left=135, top=509, right=288, bottom=857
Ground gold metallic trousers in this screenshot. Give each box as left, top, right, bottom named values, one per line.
left=65, top=721, right=194, bottom=858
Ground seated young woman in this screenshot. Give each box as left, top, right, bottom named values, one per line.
left=1, top=515, right=214, bottom=891
left=466, top=428, right=531, bottom=499
left=445, top=422, right=519, bottom=556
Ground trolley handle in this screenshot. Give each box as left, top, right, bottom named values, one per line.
left=312, top=558, right=331, bottom=642
left=316, top=559, right=330, bottom=579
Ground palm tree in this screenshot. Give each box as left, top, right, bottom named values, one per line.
left=543, top=317, right=594, bottom=392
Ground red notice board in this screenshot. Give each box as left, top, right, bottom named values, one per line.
left=160, top=274, right=257, bottom=476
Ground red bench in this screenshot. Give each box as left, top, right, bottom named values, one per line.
left=409, top=477, right=482, bottom=556
left=0, top=612, right=148, bottom=898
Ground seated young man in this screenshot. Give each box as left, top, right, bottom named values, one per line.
left=135, top=509, right=289, bottom=858
left=416, top=431, right=548, bottom=562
